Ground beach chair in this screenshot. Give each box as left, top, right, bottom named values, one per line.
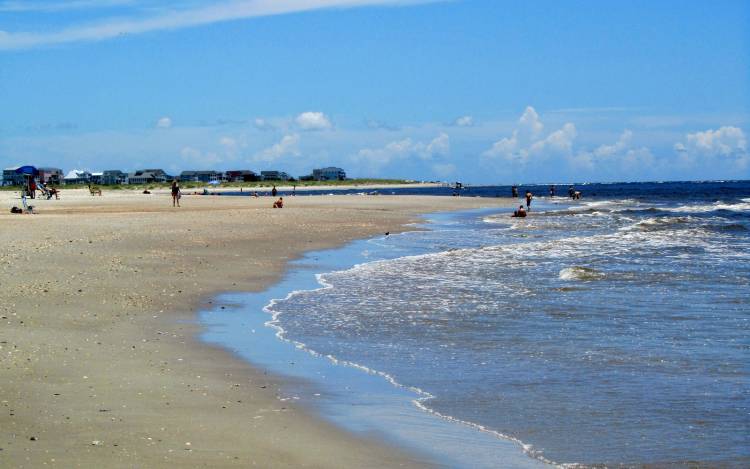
left=37, top=182, right=52, bottom=200
left=89, top=185, right=102, bottom=196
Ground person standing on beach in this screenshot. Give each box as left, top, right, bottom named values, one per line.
left=549, top=185, right=555, bottom=197
left=525, top=191, right=533, bottom=209
left=271, top=185, right=278, bottom=197
left=511, top=185, right=519, bottom=198
left=171, top=179, right=181, bottom=207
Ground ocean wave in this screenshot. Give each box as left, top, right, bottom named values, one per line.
left=621, top=216, right=694, bottom=232
left=580, top=199, right=639, bottom=209
left=558, top=266, right=605, bottom=281
left=261, top=272, right=559, bottom=467
left=538, top=208, right=611, bottom=217
left=707, top=223, right=749, bottom=232
left=663, top=200, right=750, bottom=214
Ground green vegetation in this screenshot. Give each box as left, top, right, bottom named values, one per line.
left=0, top=178, right=419, bottom=191
left=282, top=178, right=414, bottom=187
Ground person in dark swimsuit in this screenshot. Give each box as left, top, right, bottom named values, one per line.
left=171, top=179, right=181, bottom=207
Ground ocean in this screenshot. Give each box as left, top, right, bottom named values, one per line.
left=202, top=180, right=750, bottom=467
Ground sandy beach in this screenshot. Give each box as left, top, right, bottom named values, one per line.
left=0, top=188, right=514, bottom=468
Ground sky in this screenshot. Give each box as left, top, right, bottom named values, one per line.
left=0, top=0, right=748, bottom=184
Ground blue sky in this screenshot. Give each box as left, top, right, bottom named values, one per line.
left=1, top=0, right=748, bottom=183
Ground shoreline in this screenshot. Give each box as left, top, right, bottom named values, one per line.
left=200, top=208, right=548, bottom=468
left=0, top=189, right=515, bottom=467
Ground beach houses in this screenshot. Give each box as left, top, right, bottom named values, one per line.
left=2, top=166, right=63, bottom=185
left=102, top=170, right=127, bottom=185
left=2, top=167, right=25, bottom=186
left=127, top=169, right=170, bottom=184
left=179, top=170, right=223, bottom=183
left=90, top=172, right=104, bottom=185
left=224, top=170, right=260, bottom=182
left=312, top=167, right=347, bottom=181
left=64, top=169, right=92, bottom=185
left=260, top=170, right=291, bottom=181
left=38, top=167, right=64, bottom=185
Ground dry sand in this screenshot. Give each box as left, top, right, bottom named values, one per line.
left=0, top=188, right=514, bottom=468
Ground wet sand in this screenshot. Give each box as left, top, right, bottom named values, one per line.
left=0, top=189, right=514, bottom=468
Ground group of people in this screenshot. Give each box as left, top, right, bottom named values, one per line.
left=509, top=187, right=534, bottom=218
left=568, top=186, right=582, bottom=199
left=170, top=179, right=286, bottom=209
left=509, top=184, right=582, bottom=218
left=23, top=177, right=60, bottom=200
left=512, top=184, right=582, bottom=200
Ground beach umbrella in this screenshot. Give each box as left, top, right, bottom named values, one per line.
left=15, top=165, right=39, bottom=176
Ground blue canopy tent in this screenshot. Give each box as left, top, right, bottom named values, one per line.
left=15, top=165, right=39, bottom=176
left=14, top=166, right=39, bottom=199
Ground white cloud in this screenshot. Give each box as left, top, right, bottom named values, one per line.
left=218, top=136, right=241, bottom=159
left=180, top=146, right=222, bottom=166
left=0, top=0, right=447, bottom=50
left=593, top=129, right=634, bottom=158
left=432, top=163, right=456, bottom=177
left=572, top=130, right=654, bottom=171
left=156, top=116, right=172, bottom=129
left=353, top=133, right=450, bottom=171
left=365, top=119, right=400, bottom=131
left=254, top=134, right=300, bottom=162
left=673, top=126, right=748, bottom=170
left=675, top=126, right=747, bottom=157
left=425, top=132, right=450, bottom=156
left=483, top=106, right=574, bottom=164
left=253, top=118, right=275, bottom=131
left=219, top=136, right=236, bottom=148
left=295, top=111, right=332, bottom=131
left=453, top=115, right=474, bottom=127
left=528, top=123, right=577, bottom=157
left=518, top=106, right=543, bottom=138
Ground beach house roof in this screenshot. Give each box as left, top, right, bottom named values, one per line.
left=65, top=169, right=91, bottom=179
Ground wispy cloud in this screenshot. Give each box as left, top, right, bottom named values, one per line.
left=0, top=0, right=446, bottom=50
left=254, top=133, right=300, bottom=162
left=156, top=116, right=172, bottom=128
left=0, top=0, right=135, bottom=13
left=452, top=115, right=474, bottom=127
left=351, top=132, right=449, bottom=173
left=547, top=106, right=643, bottom=114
